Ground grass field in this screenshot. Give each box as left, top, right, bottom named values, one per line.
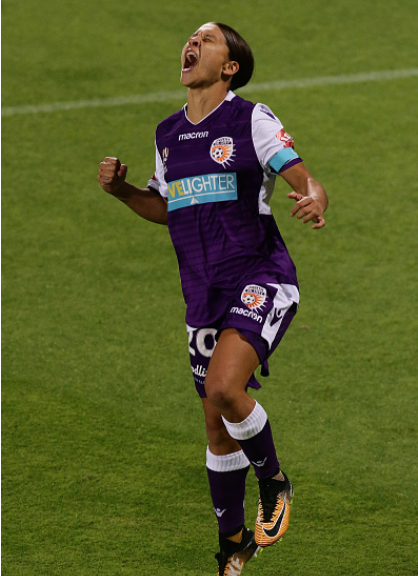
left=2, top=0, right=418, bottom=574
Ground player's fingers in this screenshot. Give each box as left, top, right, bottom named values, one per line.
left=117, top=164, right=128, bottom=179
left=301, top=207, right=323, bottom=223
left=98, top=168, right=117, bottom=183
left=99, top=163, right=120, bottom=177
left=290, top=202, right=303, bottom=217
left=290, top=196, right=312, bottom=217
left=294, top=203, right=312, bottom=219
left=103, top=157, right=121, bottom=167
left=311, top=216, right=326, bottom=229
left=288, top=193, right=304, bottom=216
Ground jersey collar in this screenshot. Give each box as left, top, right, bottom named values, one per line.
left=183, top=90, right=236, bottom=125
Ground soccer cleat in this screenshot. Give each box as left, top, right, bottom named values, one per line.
left=215, top=527, right=260, bottom=575
left=255, top=471, right=293, bottom=547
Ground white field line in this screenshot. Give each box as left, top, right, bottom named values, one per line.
left=2, top=68, right=418, bottom=117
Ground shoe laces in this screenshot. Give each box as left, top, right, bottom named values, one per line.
left=259, top=477, right=287, bottom=522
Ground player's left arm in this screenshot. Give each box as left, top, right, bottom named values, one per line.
left=280, top=162, right=328, bottom=229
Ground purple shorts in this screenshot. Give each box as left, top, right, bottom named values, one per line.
left=187, top=281, right=299, bottom=398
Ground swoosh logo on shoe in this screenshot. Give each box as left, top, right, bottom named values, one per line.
left=262, top=499, right=286, bottom=538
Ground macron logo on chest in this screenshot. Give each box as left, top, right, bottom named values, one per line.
left=178, top=131, right=209, bottom=141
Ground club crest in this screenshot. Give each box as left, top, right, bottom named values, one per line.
left=241, top=285, right=267, bottom=312
left=210, top=137, right=235, bottom=167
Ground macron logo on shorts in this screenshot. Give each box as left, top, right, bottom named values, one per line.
left=229, top=285, right=268, bottom=323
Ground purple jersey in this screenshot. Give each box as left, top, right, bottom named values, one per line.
left=149, top=92, right=300, bottom=327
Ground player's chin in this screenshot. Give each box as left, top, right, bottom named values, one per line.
left=180, top=69, right=193, bottom=85
left=180, top=72, right=193, bottom=88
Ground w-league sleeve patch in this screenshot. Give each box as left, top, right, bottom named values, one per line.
left=275, top=128, right=294, bottom=149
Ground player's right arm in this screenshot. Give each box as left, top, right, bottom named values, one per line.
left=98, top=157, right=167, bottom=225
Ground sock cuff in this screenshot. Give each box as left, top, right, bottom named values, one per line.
left=221, top=401, right=268, bottom=441
left=206, top=447, right=250, bottom=472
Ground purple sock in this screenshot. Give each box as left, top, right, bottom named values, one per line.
left=222, top=402, right=280, bottom=480
left=206, top=447, right=250, bottom=535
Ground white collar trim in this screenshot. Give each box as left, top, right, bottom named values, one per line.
left=183, top=91, right=236, bottom=125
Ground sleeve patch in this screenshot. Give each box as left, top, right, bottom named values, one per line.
left=276, top=128, right=294, bottom=149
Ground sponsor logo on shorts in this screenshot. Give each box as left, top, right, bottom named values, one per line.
left=191, top=364, right=207, bottom=378
left=210, top=136, right=235, bottom=168
left=229, top=306, right=263, bottom=323
left=241, top=285, right=267, bottom=312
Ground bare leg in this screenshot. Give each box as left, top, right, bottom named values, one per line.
left=204, top=328, right=259, bottom=423
left=205, top=328, right=283, bottom=481
left=201, top=397, right=241, bottom=455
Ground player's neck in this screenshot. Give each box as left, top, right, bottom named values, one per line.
left=186, top=83, right=230, bottom=124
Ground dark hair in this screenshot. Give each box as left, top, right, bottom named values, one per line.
left=212, top=22, right=254, bottom=91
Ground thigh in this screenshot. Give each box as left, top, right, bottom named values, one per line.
left=188, top=323, right=262, bottom=398
left=205, top=328, right=260, bottom=395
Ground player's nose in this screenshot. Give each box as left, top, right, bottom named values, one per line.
left=189, top=36, right=201, bottom=48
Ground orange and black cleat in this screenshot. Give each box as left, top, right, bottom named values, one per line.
left=255, top=472, right=293, bottom=547
left=215, top=527, right=260, bottom=576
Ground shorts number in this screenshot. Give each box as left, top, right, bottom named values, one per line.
left=188, top=328, right=217, bottom=358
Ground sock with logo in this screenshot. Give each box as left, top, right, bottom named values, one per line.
left=206, top=447, right=250, bottom=536
left=222, top=401, right=280, bottom=480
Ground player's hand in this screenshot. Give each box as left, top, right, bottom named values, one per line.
left=98, top=157, right=128, bottom=194
left=287, top=191, right=326, bottom=229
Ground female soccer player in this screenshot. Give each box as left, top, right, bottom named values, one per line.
left=98, top=22, right=328, bottom=576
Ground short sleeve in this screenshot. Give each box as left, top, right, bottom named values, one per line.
left=251, top=103, right=300, bottom=174
left=149, top=143, right=168, bottom=198
left=147, top=173, right=160, bottom=192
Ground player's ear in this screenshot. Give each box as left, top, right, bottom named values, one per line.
left=222, top=60, right=239, bottom=79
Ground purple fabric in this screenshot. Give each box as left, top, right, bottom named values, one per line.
left=188, top=297, right=297, bottom=398
left=155, top=95, right=298, bottom=328
left=238, top=419, right=280, bottom=480
left=206, top=465, right=249, bottom=534
left=279, top=156, right=303, bottom=173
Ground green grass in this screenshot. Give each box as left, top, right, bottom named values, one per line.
left=2, top=0, right=418, bottom=574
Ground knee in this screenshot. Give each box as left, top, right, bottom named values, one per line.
left=205, top=415, right=239, bottom=453
left=202, top=395, right=240, bottom=453
left=205, top=376, right=236, bottom=412
left=205, top=418, right=230, bottom=447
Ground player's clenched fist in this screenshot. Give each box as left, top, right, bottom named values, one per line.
left=98, top=157, right=128, bottom=194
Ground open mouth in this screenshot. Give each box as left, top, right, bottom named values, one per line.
left=182, top=50, right=198, bottom=72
